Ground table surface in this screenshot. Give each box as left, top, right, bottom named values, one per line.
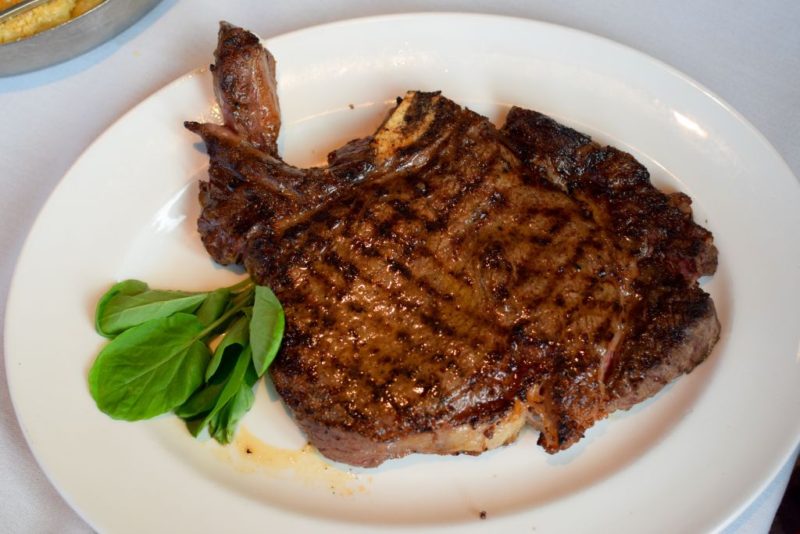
left=1, top=1, right=798, bottom=532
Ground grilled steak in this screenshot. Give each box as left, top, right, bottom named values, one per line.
left=186, top=23, right=720, bottom=467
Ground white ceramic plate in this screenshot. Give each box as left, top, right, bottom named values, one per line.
left=6, top=14, right=800, bottom=533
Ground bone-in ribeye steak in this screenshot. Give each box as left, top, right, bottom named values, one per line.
left=186, top=23, right=720, bottom=467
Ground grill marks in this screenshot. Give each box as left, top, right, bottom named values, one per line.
left=278, top=157, right=517, bottom=379
left=191, top=31, right=718, bottom=464
left=262, top=94, right=639, bottom=441
left=502, top=107, right=717, bottom=283
left=498, top=106, right=719, bottom=450
left=268, top=103, right=563, bottom=432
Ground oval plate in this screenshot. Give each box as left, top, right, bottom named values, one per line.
left=6, top=13, right=800, bottom=533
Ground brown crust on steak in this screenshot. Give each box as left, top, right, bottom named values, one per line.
left=500, top=107, right=718, bottom=283
left=500, top=108, right=720, bottom=450
left=186, top=24, right=720, bottom=466
left=605, top=285, right=720, bottom=412
left=299, top=399, right=528, bottom=467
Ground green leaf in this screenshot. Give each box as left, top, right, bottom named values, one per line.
left=195, top=288, right=231, bottom=327
left=96, top=280, right=207, bottom=337
left=250, top=286, right=285, bottom=376
left=206, top=345, right=252, bottom=421
left=242, top=359, right=258, bottom=388
left=208, top=362, right=258, bottom=444
left=208, top=383, right=255, bottom=444
left=95, top=279, right=147, bottom=336
left=174, top=380, right=224, bottom=419
left=181, top=346, right=253, bottom=437
left=176, top=328, right=247, bottom=419
left=88, top=313, right=211, bottom=420
left=206, top=312, right=250, bottom=381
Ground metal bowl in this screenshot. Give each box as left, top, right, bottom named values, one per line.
left=0, top=0, right=161, bottom=76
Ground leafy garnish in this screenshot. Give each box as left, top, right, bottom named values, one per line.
left=88, top=277, right=284, bottom=444
left=89, top=313, right=211, bottom=420
left=95, top=279, right=207, bottom=337
left=186, top=345, right=253, bottom=437
left=206, top=313, right=249, bottom=381
left=195, top=288, right=231, bottom=327
left=208, top=369, right=257, bottom=444
left=250, top=285, right=284, bottom=376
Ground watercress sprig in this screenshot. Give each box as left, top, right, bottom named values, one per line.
left=88, top=277, right=284, bottom=444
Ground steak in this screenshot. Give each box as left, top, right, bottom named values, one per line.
left=185, top=23, right=720, bottom=467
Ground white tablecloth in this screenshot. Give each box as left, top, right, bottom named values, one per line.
left=1, top=1, right=798, bottom=532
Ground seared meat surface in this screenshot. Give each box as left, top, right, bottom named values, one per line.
left=186, top=23, right=719, bottom=467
